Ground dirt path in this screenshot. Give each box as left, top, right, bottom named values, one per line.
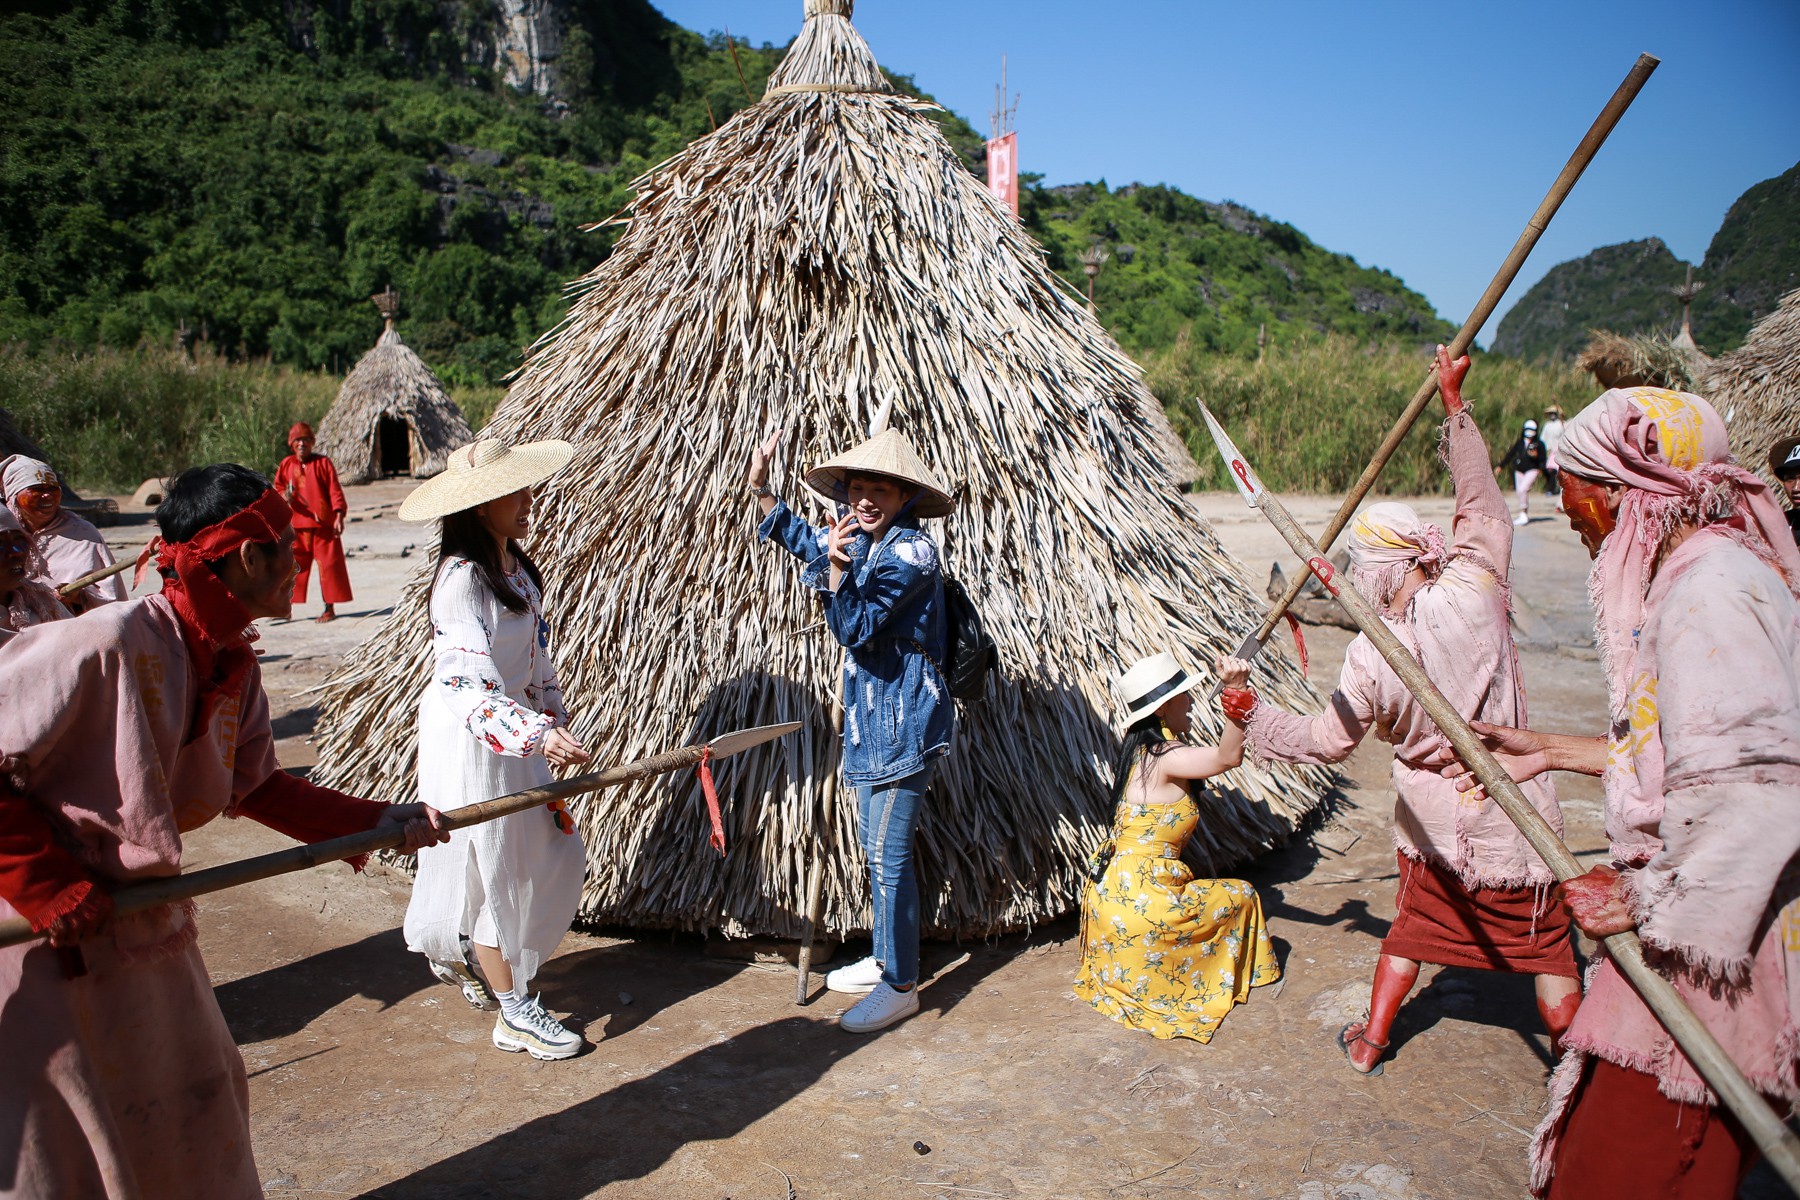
left=93, top=486, right=1774, bottom=1199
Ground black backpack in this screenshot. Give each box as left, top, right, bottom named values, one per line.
left=935, top=574, right=1000, bottom=702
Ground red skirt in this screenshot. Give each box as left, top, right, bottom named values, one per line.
left=1547, top=1058, right=1756, bottom=1198
left=1382, top=851, right=1577, bottom=977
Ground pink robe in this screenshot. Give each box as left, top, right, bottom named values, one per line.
left=33, top=510, right=126, bottom=608
left=1247, top=412, right=1562, bottom=889
left=1532, top=529, right=1800, bottom=1190
left=0, top=596, right=289, bottom=1199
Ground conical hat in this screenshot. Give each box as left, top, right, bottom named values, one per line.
left=397, top=438, right=573, bottom=521
left=803, top=429, right=956, bottom=518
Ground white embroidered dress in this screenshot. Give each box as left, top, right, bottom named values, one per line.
left=403, top=556, right=585, bottom=988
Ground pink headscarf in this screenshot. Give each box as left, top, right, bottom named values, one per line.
left=0, top=454, right=59, bottom=577
left=1346, top=501, right=1448, bottom=607
left=1557, top=387, right=1800, bottom=718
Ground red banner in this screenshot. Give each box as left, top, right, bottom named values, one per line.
left=986, top=132, right=1018, bottom=215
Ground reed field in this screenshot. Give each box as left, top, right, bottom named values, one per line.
left=1146, top=332, right=1596, bottom=494
left=0, top=346, right=503, bottom=494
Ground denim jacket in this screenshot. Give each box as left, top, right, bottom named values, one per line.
left=759, top=498, right=954, bottom=786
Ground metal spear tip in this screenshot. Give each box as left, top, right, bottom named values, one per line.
left=1193, top=399, right=1265, bottom=509
left=705, top=721, right=804, bottom=758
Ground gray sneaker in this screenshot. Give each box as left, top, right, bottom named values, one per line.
left=493, top=996, right=583, bottom=1060
left=428, top=952, right=498, bottom=1012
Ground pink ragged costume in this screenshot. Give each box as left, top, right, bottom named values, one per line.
left=33, top=510, right=127, bottom=608
left=1529, top=389, right=1800, bottom=1195
left=1247, top=411, right=1562, bottom=891
left=0, top=595, right=383, bottom=1199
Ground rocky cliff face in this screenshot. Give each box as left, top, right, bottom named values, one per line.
left=470, top=0, right=564, bottom=97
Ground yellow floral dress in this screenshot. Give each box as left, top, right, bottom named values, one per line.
left=1072, top=790, right=1280, bottom=1043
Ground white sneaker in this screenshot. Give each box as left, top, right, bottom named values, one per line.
left=492, top=995, right=583, bottom=1060
left=839, top=982, right=920, bottom=1034
left=1513, top=513, right=1530, bottom=526
left=825, top=955, right=884, bottom=995
left=429, top=956, right=498, bottom=1011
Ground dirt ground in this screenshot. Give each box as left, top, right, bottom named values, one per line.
left=91, top=483, right=1782, bottom=1200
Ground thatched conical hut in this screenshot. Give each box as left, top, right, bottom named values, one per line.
left=313, top=0, right=1334, bottom=940
left=316, top=289, right=475, bottom=483
left=1699, top=287, right=1800, bottom=492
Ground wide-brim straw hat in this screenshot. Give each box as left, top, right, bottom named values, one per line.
left=803, top=429, right=956, bottom=518
left=1117, top=651, right=1198, bottom=727
left=397, top=438, right=573, bottom=522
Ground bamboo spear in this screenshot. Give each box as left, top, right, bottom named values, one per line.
left=1198, top=401, right=1800, bottom=1191
left=0, top=721, right=801, bottom=950
left=57, top=558, right=134, bottom=602
left=1231, top=52, right=1659, bottom=667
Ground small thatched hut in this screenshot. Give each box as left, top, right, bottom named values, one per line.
left=314, top=0, right=1334, bottom=940
left=316, top=289, right=475, bottom=483
left=1699, top=287, right=1800, bottom=492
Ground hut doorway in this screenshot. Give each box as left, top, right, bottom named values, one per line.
left=377, top=415, right=412, bottom=477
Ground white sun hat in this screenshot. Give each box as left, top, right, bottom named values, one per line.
left=1117, top=651, right=1199, bottom=727
left=397, top=439, right=574, bottom=522
left=803, top=428, right=956, bottom=518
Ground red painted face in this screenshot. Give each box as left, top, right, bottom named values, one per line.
left=1561, top=474, right=1617, bottom=558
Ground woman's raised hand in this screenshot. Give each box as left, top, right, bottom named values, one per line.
left=826, top=512, right=860, bottom=568
left=541, top=726, right=591, bottom=769
left=746, top=426, right=782, bottom=490
left=1215, top=655, right=1251, bottom=689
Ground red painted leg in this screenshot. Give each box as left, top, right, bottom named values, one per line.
left=1340, top=954, right=1419, bottom=1074
left=1535, top=975, right=1582, bottom=1059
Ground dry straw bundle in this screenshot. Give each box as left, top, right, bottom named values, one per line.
left=316, top=289, right=475, bottom=483
left=313, top=0, right=1335, bottom=939
left=1575, top=329, right=1704, bottom=392
left=1699, top=288, right=1800, bottom=491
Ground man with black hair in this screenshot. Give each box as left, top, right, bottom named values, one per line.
left=0, top=463, right=447, bottom=1198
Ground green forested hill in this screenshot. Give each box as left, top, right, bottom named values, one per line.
left=1492, top=161, right=1800, bottom=360
left=1, top=0, right=1446, bottom=386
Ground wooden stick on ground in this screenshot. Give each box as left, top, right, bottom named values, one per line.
left=0, top=721, right=801, bottom=951
left=1234, top=52, right=1659, bottom=669
left=1199, top=402, right=1800, bottom=1192
left=57, top=558, right=134, bottom=602
left=795, top=665, right=846, bottom=1003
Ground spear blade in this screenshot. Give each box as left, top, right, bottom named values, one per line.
left=1197, top=400, right=1265, bottom=509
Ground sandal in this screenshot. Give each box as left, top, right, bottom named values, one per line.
left=1337, top=1020, right=1389, bottom=1076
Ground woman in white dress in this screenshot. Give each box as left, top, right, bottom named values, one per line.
left=398, top=439, right=592, bottom=1060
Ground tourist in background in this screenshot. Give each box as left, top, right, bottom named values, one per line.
left=0, top=454, right=126, bottom=611
left=1540, top=405, right=1566, bottom=511
left=1769, top=433, right=1800, bottom=547
left=1499, top=419, right=1549, bottom=526
left=275, top=421, right=352, bottom=623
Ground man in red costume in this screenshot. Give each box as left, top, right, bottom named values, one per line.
left=0, top=463, right=447, bottom=1198
left=274, top=422, right=351, bottom=622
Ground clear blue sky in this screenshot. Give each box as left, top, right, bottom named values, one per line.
left=651, top=0, right=1799, bottom=343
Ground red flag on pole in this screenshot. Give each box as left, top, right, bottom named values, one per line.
left=986, top=131, right=1018, bottom=215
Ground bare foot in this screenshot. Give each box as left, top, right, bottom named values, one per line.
left=316, top=610, right=336, bottom=624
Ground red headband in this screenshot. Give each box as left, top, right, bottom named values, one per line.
left=155, top=489, right=293, bottom=741
left=288, top=422, right=315, bottom=444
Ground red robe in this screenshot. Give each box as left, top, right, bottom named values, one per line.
left=273, top=454, right=351, bottom=605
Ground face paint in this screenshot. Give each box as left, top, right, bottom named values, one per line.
left=1561, top=474, right=1616, bottom=558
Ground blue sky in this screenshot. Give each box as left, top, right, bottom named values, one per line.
left=650, top=1, right=1799, bottom=342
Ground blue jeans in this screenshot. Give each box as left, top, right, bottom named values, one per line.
left=855, top=767, right=933, bottom=989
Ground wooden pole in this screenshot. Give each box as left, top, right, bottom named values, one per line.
left=0, top=723, right=800, bottom=950
left=1237, top=52, right=1659, bottom=662
left=57, top=558, right=134, bottom=602
left=1201, top=406, right=1800, bottom=1190
left=795, top=689, right=845, bottom=1003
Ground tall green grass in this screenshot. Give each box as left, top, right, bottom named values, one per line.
left=0, top=348, right=504, bottom=495
left=1145, top=333, right=1596, bottom=494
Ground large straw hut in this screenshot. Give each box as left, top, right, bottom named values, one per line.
left=313, top=0, right=1335, bottom=940
left=1699, top=287, right=1800, bottom=492
left=316, top=289, right=475, bottom=483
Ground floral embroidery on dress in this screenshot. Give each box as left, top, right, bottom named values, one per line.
left=429, top=556, right=556, bottom=758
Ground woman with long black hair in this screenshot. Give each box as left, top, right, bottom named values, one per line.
left=399, top=439, right=592, bottom=1061
left=1072, top=651, right=1280, bottom=1044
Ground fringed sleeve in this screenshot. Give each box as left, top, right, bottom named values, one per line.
left=1444, top=412, right=1513, bottom=579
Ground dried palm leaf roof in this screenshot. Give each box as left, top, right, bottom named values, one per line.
left=1576, top=329, right=1705, bottom=392
left=312, top=0, right=1335, bottom=940
left=316, top=291, right=475, bottom=484
left=1698, top=288, right=1800, bottom=491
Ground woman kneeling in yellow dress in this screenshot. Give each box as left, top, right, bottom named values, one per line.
left=1073, top=651, right=1281, bottom=1043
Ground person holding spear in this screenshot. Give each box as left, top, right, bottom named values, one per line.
left=0, top=462, right=448, bottom=1198
left=1238, top=346, right=1580, bottom=1075
left=1442, top=387, right=1800, bottom=1197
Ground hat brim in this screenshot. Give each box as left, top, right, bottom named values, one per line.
left=398, top=441, right=574, bottom=522
left=802, top=465, right=956, bottom=518
left=1121, top=669, right=1199, bottom=727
